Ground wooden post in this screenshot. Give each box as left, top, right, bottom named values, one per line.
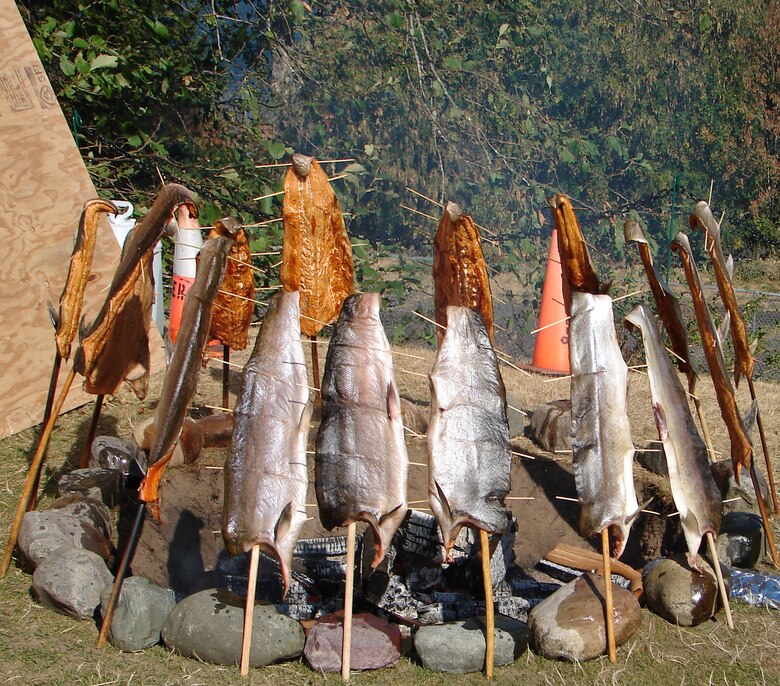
left=689, top=377, right=715, bottom=464
left=480, top=529, right=495, bottom=679
left=706, top=532, right=734, bottom=629
left=341, top=521, right=356, bottom=682
left=747, top=376, right=779, bottom=514
left=28, top=351, right=63, bottom=511
left=97, top=502, right=147, bottom=647
left=0, top=366, right=77, bottom=577
left=601, top=528, right=617, bottom=664
left=222, top=345, right=231, bottom=411
left=240, top=545, right=261, bottom=676
left=749, top=462, right=778, bottom=567
left=78, top=394, right=104, bottom=469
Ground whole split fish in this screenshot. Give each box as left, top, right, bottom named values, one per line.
left=315, top=292, right=408, bottom=568
left=222, top=290, right=312, bottom=593
left=428, top=305, right=511, bottom=556
left=138, top=235, right=233, bottom=518
left=51, top=199, right=119, bottom=360
left=672, top=232, right=753, bottom=479
left=569, top=292, right=637, bottom=558
left=624, top=304, right=721, bottom=569
left=74, top=184, right=196, bottom=398
left=433, top=201, right=494, bottom=344
left=689, top=202, right=754, bottom=386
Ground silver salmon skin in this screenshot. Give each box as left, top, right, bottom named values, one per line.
left=315, top=292, right=408, bottom=568
left=625, top=303, right=721, bottom=568
left=427, top=305, right=510, bottom=556
left=222, top=290, right=312, bottom=593
left=569, top=292, right=638, bottom=558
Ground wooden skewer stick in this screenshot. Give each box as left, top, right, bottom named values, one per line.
left=400, top=204, right=439, bottom=223
left=310, top=336, right=321, bottom=401
left=29, top=350, right=63, bottom=511
left=78, top=394, right=105, bottom=469
left=689, top=376, right=716, bottom=464
left=342, top=521, right=357, bottom=682
left=706, top=532, right=734, bottom=630
left=222, top=346, right=231, bottom=410
left=601, top=528, right=617, bottom=664
left=241, top=545, right=261, bottom=676
left=252, top=174, right=347, bottom=201
left=255, top=158, right=355, bottom=169
left=0, top=366, right=77, bottom=577
left=480, top=529, right=495, bottom=679
left=747, top=376, right=780, bottom=514
left=749, top=461, right=779, bottom=567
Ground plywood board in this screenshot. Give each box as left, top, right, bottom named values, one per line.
left=0, top=1, right=166, bottom=439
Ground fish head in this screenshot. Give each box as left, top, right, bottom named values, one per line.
left=340, top=292, right=381, bottom=323
left=445, top=201, right=462, bottom=223
left=213, top=216, right=242, bottom=238
left=442, top=306, right=491, bottom=351
left=623, top=220, right=648, bottom=245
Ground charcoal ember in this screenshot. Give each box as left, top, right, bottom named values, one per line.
left=365, top=573, right=421, bottom=622
left=504, top=566, right=561, bottom=609
left=493, top=580, right=531, bottom=622
left=418, top=592, right=481, bottom=625
left=394, top=510, right=443, bottom=560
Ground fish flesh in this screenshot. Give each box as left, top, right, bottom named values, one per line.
left=222, top=290, right=312, bottom=593
left=569, top=292, right=637, bottom=558
left=672, top=232, right=752, bottom=479
left=74, top=184, right=195, bottom=398
left=139, top=235, right=233, bottom=518
left=207, top=217, right=255, bottom=350
left=280, top=153, right=354, bottom=337
left=624, top=304, right=721, bottom=569
left=547, top=194, right=610, bottom=312
left=623, top=220, right=696, bottom=387
left=689, top=201, right=754, bottom=386
left=52, top=199, right=119, bottom=360
left=315, top=292, right=408, bottom=567
left=433, top=201, right=494, bottom=344
left=428, top=305, right=510, bottom=556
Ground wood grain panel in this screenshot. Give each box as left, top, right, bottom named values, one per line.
left=0, top=1, right=164, bottom=439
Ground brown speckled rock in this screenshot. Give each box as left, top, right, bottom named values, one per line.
left=643, top=554, right=723, bottom=626
left=528, top=573, right=641, bottom=661
left=529, top=400, right=571, bottom=453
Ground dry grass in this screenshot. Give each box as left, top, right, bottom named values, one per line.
left=1, top=330, right=780, bottom=684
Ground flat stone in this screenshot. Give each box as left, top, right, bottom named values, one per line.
left=31, top=545, right=114, bottom=619
left=529, top=400, right=571, bottom=453
left=195, top=413, right=234, bottom=448
left=99, top=576, right=177, bottom=652
left=304, top=612, right=401, bottom=672
left=18, top=510, right=111, bottom=569
left=161, top=588, right=304, bottom=667
left=414, top=615, right=530, bottom=673
left=134, top=417, right=203, bottom=466
left=643, top=554, right=724, bottom=626
left=717, top=511, right=765, bottom=568
left=58, top=468, right=123, bottom=508
left=528, top=573, right=641, bottom=661
left=710, top=460, right=771, bottom=515
left=48, top=495, right=113, bottom=538
left=634, top=443, right=668, bottom=476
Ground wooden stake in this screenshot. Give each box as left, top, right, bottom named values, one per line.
left=749, top=461, right=779, bottom=566
left=97, top=501, right=147, bottom=648
left=689, top=376, right=716, bottom=464
left=0, top=366, right=77, bottom=577
left=601, top=528, right=617, bottom=664
left=241, top=545, right=261, bottom=676
left=342, top=521, right=356, bottom=682
left=747, top=376, right=779, bottom=514
left=28, top=351, right=63, bottom=511
left=706, top=532, right=734, bottom=630
left=222, top=345, right=231, bottom=411
left=480, top=529, right=495, bottom=679
left=78, top=394, right=104, bottom=469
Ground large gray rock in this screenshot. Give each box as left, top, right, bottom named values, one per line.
left=32, top=546, right=114, bottom=619
left=161, top=589, right=304, bottom=667
left=710, top=460, right=771, bottom=515
left=304, top=612, right=401, bottom=672
left=89, top=435, right=144, bottom=474
left=529, top=400, right=571, bottom=453
left=48, top=494, right=113, bottom=538
left=528, top=573, right=641, bottom=662
left=717, top=511, right=765, bottom=568
left=413, top=616, right=530, bottom=673
left=18, top=510, right=111, bottom=569
left=99, top=576, right=177, bottom=652
left=643, top=554, right=723, bottom=626
left=58, top=468, right=123, bottom=508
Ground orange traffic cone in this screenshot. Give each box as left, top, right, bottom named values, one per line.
left=531, top=227, right=570, bottom=374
